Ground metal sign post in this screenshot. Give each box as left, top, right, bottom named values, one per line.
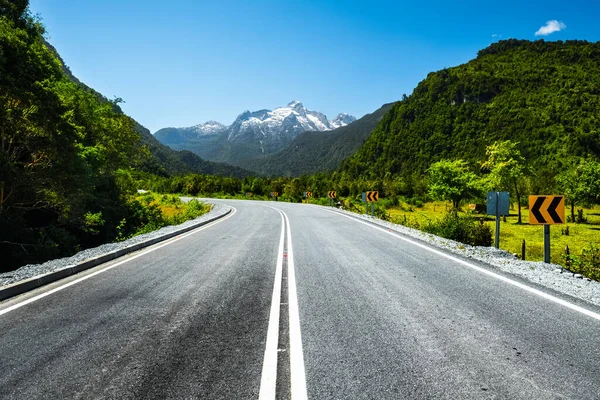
left=495, top=192, right=500, bottom=248
left=529, top=195, right=565, bottom=263
left=486, top=191, right=509, bottom=249
left=544, top=225, right=551, bottom=263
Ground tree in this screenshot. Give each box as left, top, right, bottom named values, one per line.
left=428, top=159, right=480, bottom=209
left=557, top=158, right=600, bottom=222
left=481, top=140, right=527, bottom=223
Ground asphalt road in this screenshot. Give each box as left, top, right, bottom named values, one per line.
left=1, top=200, right=599, bottom=399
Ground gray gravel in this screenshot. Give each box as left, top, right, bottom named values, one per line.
left=0, top=202, right=230, bottom=288
left=332, top=207, right=600, bottom=308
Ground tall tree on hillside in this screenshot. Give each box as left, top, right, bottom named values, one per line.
left=0, top=2, right=139, bottom=270
left=428, top=159, right=480, bottom=209
left=557, top=158, right=600, bottom=222
left=481, top=140, right=527, bottom=223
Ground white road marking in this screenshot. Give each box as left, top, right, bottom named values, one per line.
left=0, top=208, right=237, bottom=316
left=283, top=211, right=309, bottom=400
left=258, top=210, right=285, bottom=400
left=326, top=209, right=600, bottom=322
left=260, top=207, right=308, bottom=400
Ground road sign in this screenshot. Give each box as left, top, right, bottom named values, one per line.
left=305, top=191, right=312, bottom=198
left=486, top=192, right=510, bottom=216
left=366, top=191, right=379, bottom=202
left=271, top=192, right=279, bottom=197
left=328, top=191, right=336, bottom=199
left=529, top=195, right=565, bottom=225
left=361, top=192, right=366, bottom=202
left=246, top=192, right=252, bottom=197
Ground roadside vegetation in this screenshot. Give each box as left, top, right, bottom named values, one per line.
left=2, top=2, right=599, bottom=285
left=115, top=192, right=210, bottom=241
left=0, top=3, right=210, bottom=272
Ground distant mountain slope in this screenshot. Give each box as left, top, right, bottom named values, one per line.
left=43, top=39, right=250, bottom=178
left=134, top=123, right=251, bottom=178
left=154, top=101, right=356, bottom=167
left=340, top=39, right=600, bottom=180
left=241, top=103, right=394, bottom=176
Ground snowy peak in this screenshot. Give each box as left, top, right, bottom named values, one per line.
left=189, top=120, right=227, bottom=136
left=331, top=113, right=357, bottom=129
left=155, top=101, right=356, bottom=160
left=226, top=101, right=354, bottom=142
left=287, top=100, right=305, bottom=110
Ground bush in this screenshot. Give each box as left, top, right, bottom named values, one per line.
left=423, top=212, right=492, bottom=246
left=566, top=243, right=600, bottom=281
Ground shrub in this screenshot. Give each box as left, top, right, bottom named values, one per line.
left=575, top=243, right=600, bottom=281
left=423, top=212, right=492, bottom=246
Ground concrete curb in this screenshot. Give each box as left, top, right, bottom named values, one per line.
left=0, top=208, right=232, bottom=302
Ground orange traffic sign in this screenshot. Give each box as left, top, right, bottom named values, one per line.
left=529, top=195, right=565, bottom=224
left=366, top=191, right=379, bottom=202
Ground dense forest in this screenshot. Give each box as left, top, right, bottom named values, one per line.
left=339, top=39, right=600, bottom=191
left=0, top=1, right=245, bottom=271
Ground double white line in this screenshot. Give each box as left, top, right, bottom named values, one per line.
left=259, top=208, right=308, bottom=399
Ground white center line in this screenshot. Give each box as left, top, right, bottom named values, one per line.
left=259, top=207, right=308, bottom=400
left=258, top=210, right=285, bottom=400
left=0, top=208, right=237, bottom=316
left=326, top=208, right=600, bottom=322
left=284, top=210, right=308, bottom=400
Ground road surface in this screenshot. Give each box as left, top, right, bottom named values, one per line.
left=1, top=200, right=599, bottom=399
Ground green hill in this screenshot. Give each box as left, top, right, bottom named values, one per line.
left=241, top=103, right=394, bottom=176
left=339, top=39, right=600, bottom=183
left=44, top=38, right=249, bottom=179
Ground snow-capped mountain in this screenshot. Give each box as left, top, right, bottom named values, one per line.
left=331, top=113, right=357, bottom=129
left=226, top=101, right=356, bottom=143
left=153, top=101, right=356, bottom=166
left=188, top=120, right=227, bottom=136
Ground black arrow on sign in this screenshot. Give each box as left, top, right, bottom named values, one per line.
left=531, top=196, right=546, bottom=224
left=547, top=196, right=563, bottom=223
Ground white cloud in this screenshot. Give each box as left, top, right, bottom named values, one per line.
left=535, top=20, right=566, bottom=36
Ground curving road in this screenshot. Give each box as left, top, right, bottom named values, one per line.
left=1, top=200, right=599, bottom=399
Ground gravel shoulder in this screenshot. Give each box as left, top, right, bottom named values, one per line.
left=330, top=207, right=600, bottom=308
left=0, top=202, right=230, bottom=288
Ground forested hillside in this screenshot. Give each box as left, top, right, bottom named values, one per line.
left=0, top=1, right=247, bottom=270
left=241, top=103, right=394, bottom=176
left=339, top=39, right=600, bottom=189
left=44, top=36, right=250, bottom=179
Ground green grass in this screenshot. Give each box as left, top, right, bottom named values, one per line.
left=386, top=201, right=600, bottom=271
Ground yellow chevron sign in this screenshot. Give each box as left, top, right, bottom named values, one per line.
left=328, top=191, right=336, bottom=199
left=304, top=191, right=312, bottom=198
left=366, top=191, right=379, bottom=202
left=271, top=192, right=279, bottom=197
left=529, top=195, right=565, bottom=224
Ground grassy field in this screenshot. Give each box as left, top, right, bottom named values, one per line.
left=386, top=201, right=600, bottom=268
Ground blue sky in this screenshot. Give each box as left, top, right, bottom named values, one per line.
left=29, top=0, right=600, bottom=134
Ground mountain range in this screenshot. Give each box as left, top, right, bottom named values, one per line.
left=154, top=101, right=356, bottom=167
left=242, top=102, right=394, bottom=176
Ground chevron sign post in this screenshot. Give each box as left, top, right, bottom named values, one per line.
left=363, top=191, right=379, bottom=216
left=328, top=191, right=336, bottom=207
left=366, top=191, right=379, bottom=202
left=529, top=195, right=565, bottom=263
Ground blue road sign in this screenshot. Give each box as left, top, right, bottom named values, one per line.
left=487, top=192, right=510, bottom=216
